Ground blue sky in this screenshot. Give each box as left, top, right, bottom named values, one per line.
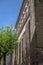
left=0, top=0, right=23, bottom=26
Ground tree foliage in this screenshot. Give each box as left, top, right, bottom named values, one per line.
left=0, top=29, right=4, bottom=60
left=0, top=26, right=18, bottom=61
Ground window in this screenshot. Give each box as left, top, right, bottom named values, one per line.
left=25, top=6, right=27, bottom=12
left=26, top=8, right=28, bottom=13
left=22, top=13, right=25, bottom=18
left=25, top=4, right=28, bottom=8
left=26, top=0, right=29, bottom=6
left=21, top=17, right=23, bottom=24
left=20, top=24, right=21, bottom=27
left=21, top=19, right=23, bottom=23
left=18, top=24, right=19, bottom=28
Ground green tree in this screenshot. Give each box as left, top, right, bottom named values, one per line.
left=0, top=26, right=18, bottom=65
left=0, top=29, right=4, bottom=65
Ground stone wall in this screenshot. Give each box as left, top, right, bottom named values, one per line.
left=1, top=55, right=12, bottom=65
left=35, top=0, right=43, bottom=47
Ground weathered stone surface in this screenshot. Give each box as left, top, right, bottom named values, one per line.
left=35, top=0, right=43, bottom=47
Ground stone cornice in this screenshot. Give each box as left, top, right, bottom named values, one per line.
left=15, top=0, right=30, bottom=35
left=15, top=0, right=26, bottom=28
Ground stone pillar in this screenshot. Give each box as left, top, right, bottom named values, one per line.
left=25, top=21, right=30, bottom=65
left=22, top=33, right=26, bottom=65
left=21, top=41, right=22, bottom=64
left=17, top=44, right=19, bottom=64
left=19, top=42, right=21, bottom=64
left=30, top=0, right=35, bottom=65
left=12, top=50, right=15, bottom=65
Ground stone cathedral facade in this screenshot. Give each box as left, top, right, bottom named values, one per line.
left=13, top=0, right=43, bottom=65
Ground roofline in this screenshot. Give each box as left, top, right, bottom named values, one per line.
left=15, top=0, right=26, bottom=28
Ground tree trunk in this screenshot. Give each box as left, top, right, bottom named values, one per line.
left=0, top=60, right=1, bottom=65
left=3, top=54, right=6, bottom=65
left=10, top=52, right=13, bottom=65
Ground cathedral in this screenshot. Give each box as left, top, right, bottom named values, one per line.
left=15, top=0, right=43, bottom=65
left=1, top=0, right=43, bottom=65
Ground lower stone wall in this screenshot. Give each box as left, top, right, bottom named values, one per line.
left=1, top=55, right=12, bottom=65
